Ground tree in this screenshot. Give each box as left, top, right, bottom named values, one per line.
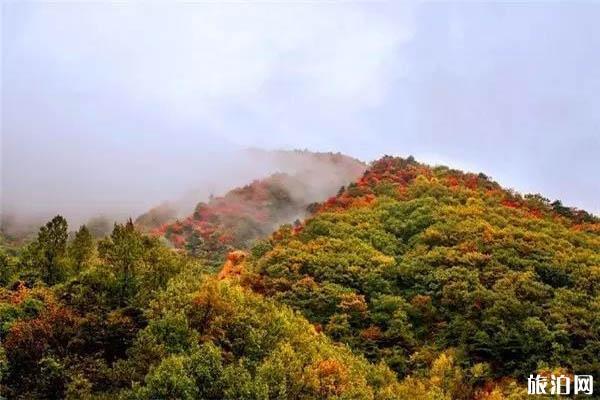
left=36, top=215, right=69, bottom=285
left=0, top=247, right=14, bottom=286
left=98, top=219, right=143, bottom=305
left=185, top=231, right=206, bottom=258
left=68, top=225, right=95, bottom=273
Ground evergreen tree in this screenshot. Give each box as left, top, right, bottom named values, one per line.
left=98, top=219, right=143, bottom=305
left=68, top=225, right=95, bottom=273
left=36, top=215, right=68, bottom=285
left=185, top=231, right=206, bottom=258
left=0, top=247, right=13, bottom=286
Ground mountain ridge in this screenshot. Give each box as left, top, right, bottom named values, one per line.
left=234, top=155, right=600, bottom=399
left=144, top=150, right=366, bottom=266
left=1, top=154, right=598, bottom=399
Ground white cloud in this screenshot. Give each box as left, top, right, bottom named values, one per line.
left=18, top=3, right=413, bottom=129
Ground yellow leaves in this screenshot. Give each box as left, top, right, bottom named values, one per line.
left=188, top=281, right=236, bottom=337
left=421, top=227, right=445, bottom=246
left=482, top=224, right=495, bottom=244
left=470, top=362, right=491, bottom=380
left=391, top=351, right=469, bottom=400
left=373, top=253, right=396, bottom=268
left=296, top=275, right=318, bottom=289
left=466, top=197, right=485, bottom=212
left=394, top=376, right=443, bottom=400
left=471, top=377, right=528, bottom=400
left=410, top=294, right=435, bottom=320
left=106, top=308, right=135, bottom=328
left=535, top=366, right=573, bottom=382
left=429, top=352, right=455, bottom=386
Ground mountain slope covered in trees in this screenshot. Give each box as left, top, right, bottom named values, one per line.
left=0, top=155, right=598, bottom=399
left=151, top=151, right=365, bottom=266
left=0, top=218, right=403, bottom=399
left=239, top=156, right=599, bottom=399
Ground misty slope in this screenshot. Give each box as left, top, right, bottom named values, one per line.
left=148, top=151, right=365, bottom=265
left=3, top=155, right=598, bottom=399
left=239, top=156, right=600, bottom=399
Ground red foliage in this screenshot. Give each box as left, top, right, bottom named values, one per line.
left=447, top=176, right=460, bottom=187
left=501, top=199, right=522, bottom=209
left=5, top=299, right=80, bottom=366
left=527, top=208, right=543, bottom=219
left=217, top=233, right=234, bottom=245
left=464, top=174, right=479, bottom=190
left=158, top=174, right=313, bottom=250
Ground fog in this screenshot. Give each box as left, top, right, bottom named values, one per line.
left=2, top=2, right=599, bottom=236
left=0, top=147, right=364, bottom=236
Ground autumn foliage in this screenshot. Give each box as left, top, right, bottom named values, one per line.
left=0, top=155, right=598, bottom=399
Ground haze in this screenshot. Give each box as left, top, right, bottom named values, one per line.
left=2, top=1, right=599, bottom=229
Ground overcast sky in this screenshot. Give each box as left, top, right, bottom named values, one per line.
left=2, top=1, right=599, bottom=224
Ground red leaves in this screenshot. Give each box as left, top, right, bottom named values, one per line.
left=464, top=175, right=479, bottom=190
left=501, top=198, right=521, bottom=209
left=217, top=233, right=234, bottom=245
left=161, top=176, right=297, bottom=250
left=5, top=298, right=79, bottom=366
left=447, top=176, right=460, bottom=187
left=171, top=234, right=186, bottom=248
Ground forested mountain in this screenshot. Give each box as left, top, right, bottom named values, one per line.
left=0, top=155, right=598, bottom=399
left=150, top=151, right=365, bottom=267
left=239, top=156, right=600, bottom=398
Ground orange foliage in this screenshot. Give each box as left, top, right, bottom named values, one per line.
left=311, top=359, right=349, bottom=397
left=360, top=325, right=383, bottom=341
left=501, top=199, right=521, bottom=209
left=217, top=251, right=247, bottom=280
left=9, top=281, right=29, bottom=304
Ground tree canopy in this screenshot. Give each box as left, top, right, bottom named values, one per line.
left=0, top=156, right=597, bottom=399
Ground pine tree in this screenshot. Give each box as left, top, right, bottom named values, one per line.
left=69, top=225, right=95, bottom=272
left=185, top=231, right=206, bottom=258
left=98, top=219, right=143, bottom=305
left=36, top=215, right=68, bottom=284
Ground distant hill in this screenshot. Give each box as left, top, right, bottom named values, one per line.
left=134, top=203, right=178, bottom=233
left=149, top=150, right=365, bottom=265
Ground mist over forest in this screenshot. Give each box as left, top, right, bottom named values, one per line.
left=1, top=3, right=600, bottom=399
left=0, top=148, right=365, bottom=239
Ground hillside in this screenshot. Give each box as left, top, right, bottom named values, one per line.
left=239, top=156, right=600, bottom=398
left=0, top=218, right=405, bottom=399
left=1, top=155, right=598, bottom=399
left=151, top=151, right=365, bottom=265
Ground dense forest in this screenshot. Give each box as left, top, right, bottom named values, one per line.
left=145, top=151, right=365, bottom=268
left=0, top=156, right=598, bottom=399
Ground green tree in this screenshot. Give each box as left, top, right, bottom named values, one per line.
left=0, top=247, right=14, bottom=286
left=34, top=215, right=69, bottom=284
left=69, top=225, right=95, bottom=273
left=185, top=231, right=206, bottom=258
left=98, top=219, right=143, bottom=305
